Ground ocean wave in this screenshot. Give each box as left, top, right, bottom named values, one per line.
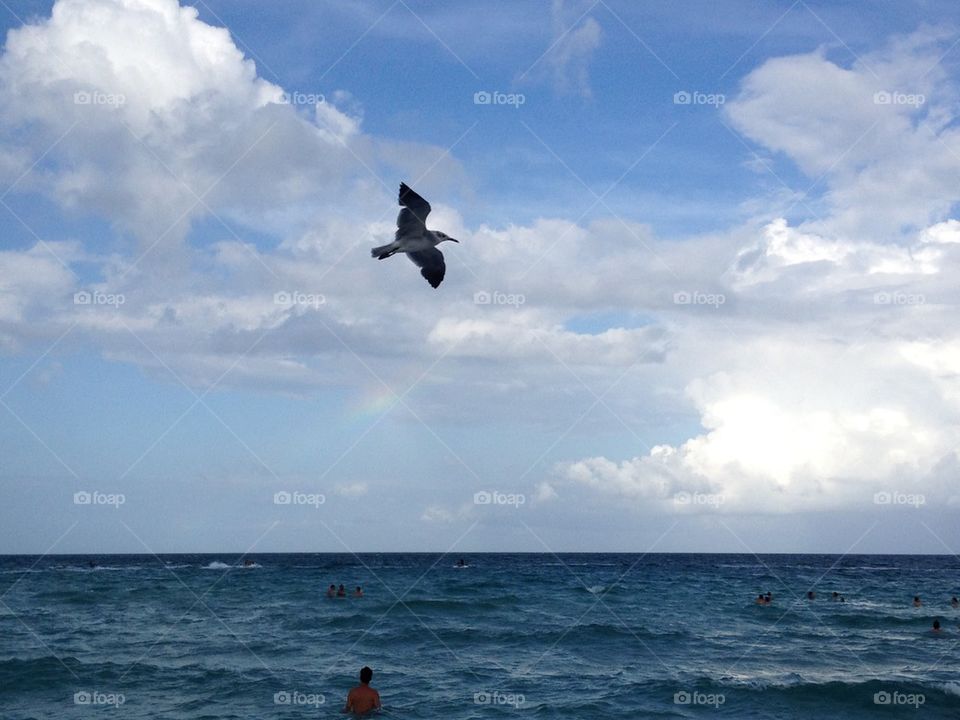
left=202, top=561, right=231, bottom=570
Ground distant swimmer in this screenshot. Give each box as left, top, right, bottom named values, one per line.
left=831, top=592, right=840, bottom=601
left=326, top=584, right=337, bottom=598
left=457, top=558, right=466, bottom=567
left=353, top=586, right=364, bottom=598
left=932, top=619, right=941, bottom=633
left=755, top=594, right=765, bottom=605
left=840, top=595, right=846, bottom=603
left=807, top=590, right=816, bottom=600
left=337, top=584, right=347, bottom=598
left=88, top=560, right=97, bottom=569
left=243, top=559, right=255, bottom=568
left=344, top=665, right=381, bottom=715
left=913, top=595, right=923, bottom=608
left=765, top=592, right=773, bottom=604
left=952, top=596, right=959, bottom=609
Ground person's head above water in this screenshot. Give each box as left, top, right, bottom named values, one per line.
left=360, top=666, right=373, bottom=684
left=807, top=591, right=815, bottom=599
left=933, top=619, right=941, bottom=630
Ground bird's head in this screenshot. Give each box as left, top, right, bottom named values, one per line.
left=435, top=231, right=459, bottom=244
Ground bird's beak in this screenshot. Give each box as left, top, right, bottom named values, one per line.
left=451, top=238, right=460, bottom=243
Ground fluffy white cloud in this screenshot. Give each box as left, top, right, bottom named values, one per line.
left=560, top=332, right=956, bottom=513
left=557, top=32, right=960, bottom=515
left=725, top=30, right=960, bottom=241
left=0, top=0, right=402, bottom=248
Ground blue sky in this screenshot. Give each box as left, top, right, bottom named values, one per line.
left=2, top=0, right=960, bottom=554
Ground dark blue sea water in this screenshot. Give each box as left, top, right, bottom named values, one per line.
left=1, top=553, right=959, bottom=718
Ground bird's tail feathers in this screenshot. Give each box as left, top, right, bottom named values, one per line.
left=372, top=242, right=399, bottom=260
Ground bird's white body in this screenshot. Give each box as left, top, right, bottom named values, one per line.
left=377, top=232, right=438, bottom=255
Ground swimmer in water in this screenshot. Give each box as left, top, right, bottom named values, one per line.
left=807, top=590, right=815, bottom=600
left=831, top=591, right=839, bottom=601
left=326, top=584, right=336, bottom=598
left=353, top=586, right=363, bottom=598
left=932, top=619, right=941, bottom=632
left=951, top=596, right=959, bottom=609
left=913, top=595, right=923, bottom=607
left=243, top=559, right=255, bottom=567
left=337, top=584, right=347, bottom=598
left=755, top=594, right=766, bottom=605
left=88, top=560, right=97, bottom=569
left=764, top=592, right=773, bottom=604
left=344, top=665, right=381, bottom=715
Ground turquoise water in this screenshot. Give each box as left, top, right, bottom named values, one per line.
left=1, top=553, right=959, bottom=718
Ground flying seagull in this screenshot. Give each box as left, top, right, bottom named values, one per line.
left=371, top=182, right=459, bottom=288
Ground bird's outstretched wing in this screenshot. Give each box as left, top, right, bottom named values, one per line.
left=396, top=182, right=431, bottom=239
left=407, top=247, right=446, bottom=288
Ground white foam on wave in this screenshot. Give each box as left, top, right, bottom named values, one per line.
left=62, top=565, right=136, bottom=572
left=586, top=585, right=606, bottom=594
left=203, top=561, right=231, bottom=570
left=942, top=682, right=960, bottom=698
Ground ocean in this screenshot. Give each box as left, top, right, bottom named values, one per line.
left=1, top=553, right=958, bottom=718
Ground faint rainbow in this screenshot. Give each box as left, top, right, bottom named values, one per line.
left=346, top=387, right=401, bottom=424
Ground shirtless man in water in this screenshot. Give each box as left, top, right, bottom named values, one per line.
left=344, top=666, right=380, bottom=714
